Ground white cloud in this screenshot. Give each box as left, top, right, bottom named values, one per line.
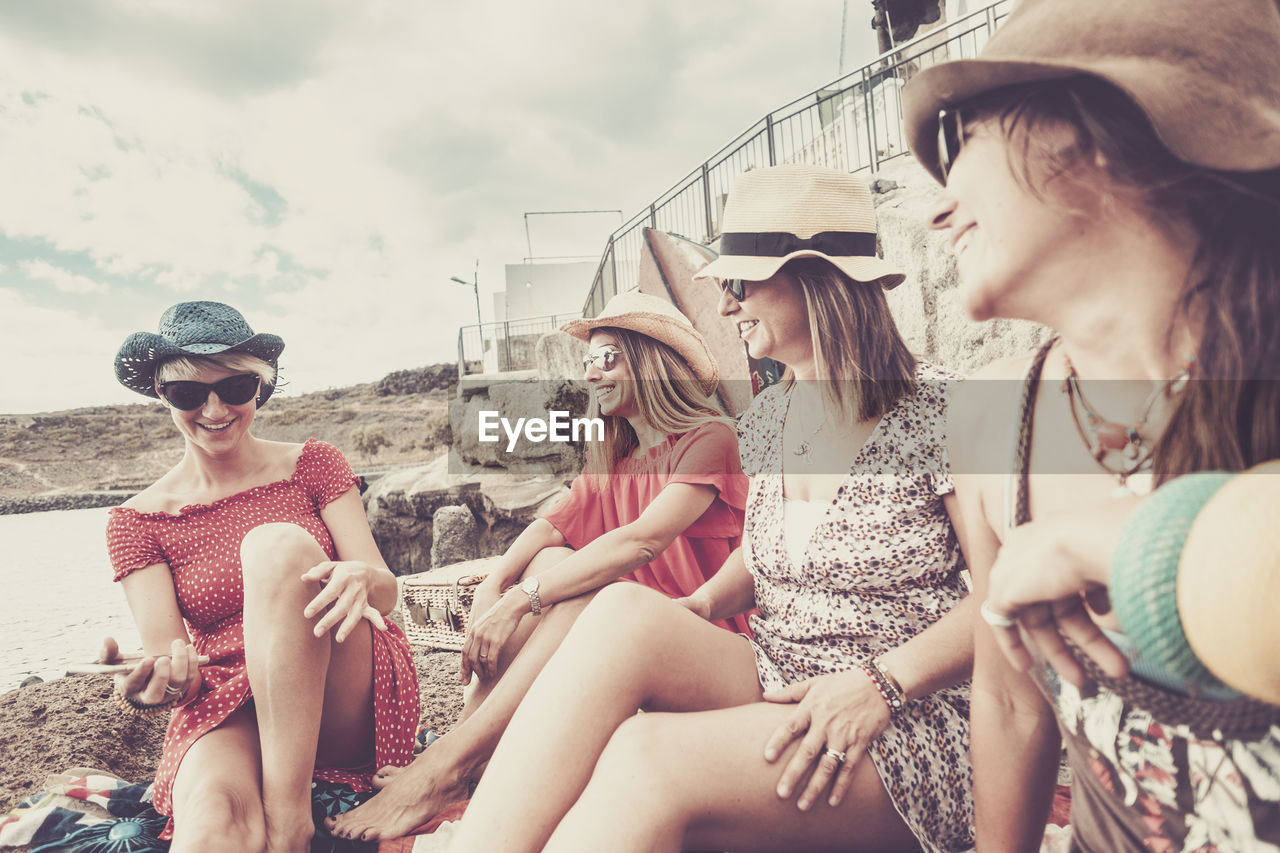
left=0, top=0, right=882, bottom=414
left=20, top=260, right=110, bottom=295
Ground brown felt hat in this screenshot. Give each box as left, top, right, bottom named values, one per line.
left=560, top=291, right=720, bottom=396
left=903, top=0, right=1280, bottom=184
left=693, top=164, right=905, bottom=290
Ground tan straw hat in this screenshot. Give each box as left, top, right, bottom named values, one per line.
left=903, top=0, right=1280, bottom=184
left=693, top=164, right=905, bottom=290
left=560, top=291, right=720, bottom=396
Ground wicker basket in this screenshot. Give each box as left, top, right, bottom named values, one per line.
left=398, top=557, right=498, bottom=652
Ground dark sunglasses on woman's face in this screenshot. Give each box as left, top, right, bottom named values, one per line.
left=159, top=374, right=261, bottom=411
left=937, top=108, right=967, bottom=181
left=719, top=278, right=748, bottom=301
left=582, top=347, right=622, bottom=372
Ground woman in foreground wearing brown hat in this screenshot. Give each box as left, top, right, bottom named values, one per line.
left=903, top=0, right=1280, bottom=847
left=328, top=291, right=751, bottom=841
left=103, top=301, right=420, bottom=853
left=448, top=164, right=976, bottom=853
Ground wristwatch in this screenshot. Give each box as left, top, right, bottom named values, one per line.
left=520, top=576, right=542, bottom=616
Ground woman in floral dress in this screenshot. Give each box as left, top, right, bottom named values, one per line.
left=448, top=164, right=976, bottom=853
left=103, top=301, right=419, bottom=853
left=904, top=0, right=1280, bottom=847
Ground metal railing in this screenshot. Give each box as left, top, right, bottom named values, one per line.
left=457, top=313, right=582, bottom=376
left=580, top=0, right=1011, bottom=317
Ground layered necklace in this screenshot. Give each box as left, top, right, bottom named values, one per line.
left=1060, top=349, right=1195, bottom=497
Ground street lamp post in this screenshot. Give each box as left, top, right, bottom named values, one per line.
left=450, top=258, right=482, bottom=326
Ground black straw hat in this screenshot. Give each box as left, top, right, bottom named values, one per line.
left=115, top=301, right=285, bottom=405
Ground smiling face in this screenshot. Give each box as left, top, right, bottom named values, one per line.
left=928, top=113, right=1105, bottom=323
left=716, top=269, right=815, bottom=375
left=584, top=331, right=638, bottom=420
left=157, top=361, right=259, bottom=454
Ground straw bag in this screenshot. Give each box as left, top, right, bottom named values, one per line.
left=398, top=557, right=498, bottom=652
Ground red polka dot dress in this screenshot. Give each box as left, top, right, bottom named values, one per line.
left=105, top=439, right=420, bottom=835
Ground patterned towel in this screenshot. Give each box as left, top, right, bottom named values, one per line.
left=0, top=770, right=409, bottom=852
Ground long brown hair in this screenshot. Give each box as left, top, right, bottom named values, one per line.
left=975, top=77, right=1280, bottom=478
left=782, top=257, right=917, bottom=426
left=583, top=326, right=730, bottom=487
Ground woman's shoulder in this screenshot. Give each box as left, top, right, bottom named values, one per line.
left=679, top=419, right=737, bottom=446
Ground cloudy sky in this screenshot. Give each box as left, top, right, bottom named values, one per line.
left=0, top=1, right=879, bottom=414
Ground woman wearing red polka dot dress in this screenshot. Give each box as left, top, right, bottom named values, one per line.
left=102, top=301, right=420, bottom=853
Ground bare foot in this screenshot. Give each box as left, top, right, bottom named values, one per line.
left=326, top=752, right=470, bottom=841
left=371, top=763, right=407, bottom=790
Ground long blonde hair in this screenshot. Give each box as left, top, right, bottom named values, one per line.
left=781, top=258, right=917, bottom=426
left=583, top=326, right=729, bottom=487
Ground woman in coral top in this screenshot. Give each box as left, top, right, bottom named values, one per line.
left=102, top=301, right=419, bottom=853
left=330, top=291, right=750, bottom=841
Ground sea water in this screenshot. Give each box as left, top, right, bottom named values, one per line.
left=0, top=507, right=138, bottom=691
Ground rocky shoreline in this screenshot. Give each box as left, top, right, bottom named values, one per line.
left=0, top=491, right=136, bottom=516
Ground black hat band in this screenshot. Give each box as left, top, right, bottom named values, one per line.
left=719, top=230, right=877, bottom=258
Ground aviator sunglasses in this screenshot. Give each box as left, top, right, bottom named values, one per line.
left=718, top=278, right=748, bottom=301
left=582, top=347, right=622, bottom=372
left=937, top=108, right=967, bottom=181
left=159, top=374, right=261, bottom=411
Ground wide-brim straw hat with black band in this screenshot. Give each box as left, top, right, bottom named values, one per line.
left=560, top=291, right=720, bottom=396
left=903, top=0, right=1280, bottom=185
left=693, top=164, right=905, bottom=290
left=115, top=301, right=285, bottom=406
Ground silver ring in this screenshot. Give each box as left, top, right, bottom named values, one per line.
left=479, top=653, right=488, bottom=658
left=980, top=600, right=1018, bottom=629
left=163, top=684, right=184, bottom=697
left=824, top=747, right=847, bottom=763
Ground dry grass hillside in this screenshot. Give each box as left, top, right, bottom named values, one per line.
left=0, top=365, right=456, bottom=499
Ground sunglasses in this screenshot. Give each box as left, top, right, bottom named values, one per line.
left=937, top=108, right=967, bottom=180
left=718, top=279, right=748, bottom=301
left=582, top=347, right=623, bottom=372
left=159, top=374, right=261, bottom=411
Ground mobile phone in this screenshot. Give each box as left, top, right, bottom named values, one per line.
left=64, top=655, right=210, bottom=676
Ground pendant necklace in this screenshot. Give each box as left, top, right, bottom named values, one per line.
left=1061, top=351, right=1194, bottom=497
left=791, top=415, right=830, bottom=465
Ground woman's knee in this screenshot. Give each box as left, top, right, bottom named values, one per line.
left=240, top=523, right=322, bottom=587
left=524, top=545, right=574, bottom=577
left=591, top=714, right=686, bottom=811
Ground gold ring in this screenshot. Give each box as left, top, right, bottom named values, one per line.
left=980, top=600, right=1018, bottom=629
left=824, top=747, right=847, bottom=763
left=163, top=684, right=184, bottom=697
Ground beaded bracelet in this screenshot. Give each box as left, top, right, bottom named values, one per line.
left=1110, top=471, right=1236, bottom=695
left=110, top=689, right=179, bottom=718
left=858, top=659, right=906, bottom=715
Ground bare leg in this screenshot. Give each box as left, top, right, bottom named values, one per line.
left=241, top=523, right=376, bottom=853
left=454, top=546, right=574, bottom=725
left=327, top=547, right=590, bottom=841
left=449, top=583, right=764, bottom=853
left=169, top=707, right=267, bottom=853
left=547, top=704, right=920, bottom=853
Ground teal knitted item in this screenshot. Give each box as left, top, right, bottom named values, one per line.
left=1110, top=471, right=1236, bottom=697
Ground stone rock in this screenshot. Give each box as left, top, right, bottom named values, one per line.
left=870, top=177, right=901, bottom=194
left=536, top=332, right=587, bottom=382
left=431, top=505, right=480, bottom=568
left=451, top=376, right=586, bottom=476
left=363, top=454, right=567, bottom=576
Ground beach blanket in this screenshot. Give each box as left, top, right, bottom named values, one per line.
left=0, top=770, right=414, bottom=852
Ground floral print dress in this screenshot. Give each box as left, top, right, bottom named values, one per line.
left=738, top=363, right=975, bottom=853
